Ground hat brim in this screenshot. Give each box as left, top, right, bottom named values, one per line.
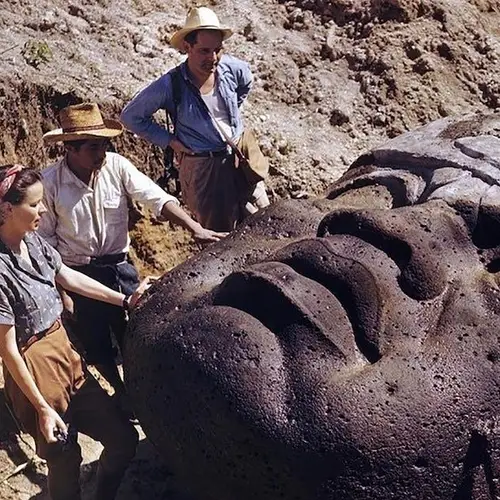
left=170, top=26, right=233, bottom=52
left=43, top=118, right=123, bottom=143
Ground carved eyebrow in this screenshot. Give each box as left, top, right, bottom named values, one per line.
left=317, top=207, right=450, bottom=302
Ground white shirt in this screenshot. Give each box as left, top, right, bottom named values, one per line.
left=39, top=152, right=178, bottom=266
left=201, top=85, right=233, bottom=142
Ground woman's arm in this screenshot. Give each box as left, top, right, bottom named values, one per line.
left=55, top=263, right=153, bottom=308
left=0, top=324, right=66, bottom=443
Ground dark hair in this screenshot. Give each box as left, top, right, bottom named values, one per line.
left=184, top=29, right=224, bottom=47
left=64, top=139, right=87, bottom=150
left=184, top=30, right=200, bottom=46
left=0, top=166, right=42, bottom=205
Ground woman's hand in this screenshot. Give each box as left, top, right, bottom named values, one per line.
left=129, top=276, right=158, bottom=309
left=37, top=406, right=67, bottom=444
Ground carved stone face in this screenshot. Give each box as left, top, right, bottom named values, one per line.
left=125, top=113, right=500, bottom=499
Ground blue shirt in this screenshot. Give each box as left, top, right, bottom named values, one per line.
left=0, top=232, right=63, bottom=347
left=120, top=55, right=253, bottom=153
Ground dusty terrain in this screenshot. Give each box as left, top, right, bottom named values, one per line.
left=0, top=0, right=499, bottom=498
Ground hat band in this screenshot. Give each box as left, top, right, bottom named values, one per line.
left=63, top=123, right=107, bottom=133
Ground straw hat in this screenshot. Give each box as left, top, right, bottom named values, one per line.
left=43, top=102, right=123, bottom=143
left=170, top=6, right=233, bottom=52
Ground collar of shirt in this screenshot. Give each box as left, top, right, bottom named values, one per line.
left=0, top=233, right=54, bottom=285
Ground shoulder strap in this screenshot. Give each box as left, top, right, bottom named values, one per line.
left=168, top=65, right=183, bottom=129
left=193, top=89, right=247, bottom=163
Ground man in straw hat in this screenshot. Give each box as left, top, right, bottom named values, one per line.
left=121, top=6, right=270, bottom=233
left=39, top=102, right=226, bottom=412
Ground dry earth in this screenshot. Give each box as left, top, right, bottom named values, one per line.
left=0, top=0, right=499, bottom=498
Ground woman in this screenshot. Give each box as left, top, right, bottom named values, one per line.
left=0, top=164, right=150, bottom=500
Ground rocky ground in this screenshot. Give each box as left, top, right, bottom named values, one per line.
left=0, top=0, right=498, bottom=498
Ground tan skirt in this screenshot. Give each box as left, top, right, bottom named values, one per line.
left=3, top=321, right=87, bottom=439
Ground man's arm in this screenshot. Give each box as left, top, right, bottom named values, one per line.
left=159, top=201, right=228, bottom=243
left=234, top=60, right=254, bottom=108
left=118, top=155, right=227, bottom=243
left=120, top=75, right=174, bottom=149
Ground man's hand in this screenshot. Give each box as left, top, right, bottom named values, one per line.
left=170, top=138, right=193, bottom=155
left=192, top=226, right=229, bottom=244
left=160, top=201, right=228, bottom=244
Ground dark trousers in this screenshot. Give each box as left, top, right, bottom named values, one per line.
left=68, top=256, right=139, bottom=364
left=42, top=377, right=139, bottom=500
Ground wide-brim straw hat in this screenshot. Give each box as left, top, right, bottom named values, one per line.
left=43, top=102, right=123, bottom=143
left=170, top=6, right=233, bottom=52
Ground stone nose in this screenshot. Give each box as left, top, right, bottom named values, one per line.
left=213, top=261, right=367, bottom=371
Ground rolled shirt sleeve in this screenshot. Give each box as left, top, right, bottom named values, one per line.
left=234, top=60, right=253, bottom=108
left=118, top=155, right=179, bottom=217
left=0, top=285, right=15, bottom=327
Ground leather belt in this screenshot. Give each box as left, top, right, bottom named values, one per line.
left=21, top=319, right=61, bottom=354
left=89, top=253, right=127, bottom=265
left=190, top=149, right=230, bottom=158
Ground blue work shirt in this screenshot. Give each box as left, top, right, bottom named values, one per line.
left=120, top=55, right=253, bottom=153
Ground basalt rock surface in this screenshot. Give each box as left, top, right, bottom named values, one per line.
left=124, top=112, right=500, bottom=500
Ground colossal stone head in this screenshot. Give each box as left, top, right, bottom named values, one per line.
left=125, top=113, right=500, bottom=499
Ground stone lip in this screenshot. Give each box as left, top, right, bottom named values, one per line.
left=125, top=112, right=500, bottom=500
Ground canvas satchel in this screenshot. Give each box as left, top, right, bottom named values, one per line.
left=209, top=119, right=269, bottom=186
left=235, top=128, right=269, bottom=185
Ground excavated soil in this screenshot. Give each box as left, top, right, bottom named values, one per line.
left=0, top=0, right=499, bottom=498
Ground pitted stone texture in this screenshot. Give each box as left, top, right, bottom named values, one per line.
left=125, top=112, right=500, bottom=500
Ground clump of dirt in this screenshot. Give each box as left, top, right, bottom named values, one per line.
left=129, top=210, right=199, bottom=277
left=0, top=0, right=499, bottom=497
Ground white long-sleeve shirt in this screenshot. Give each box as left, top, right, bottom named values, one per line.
left=39, top=152, right=178, bottom=266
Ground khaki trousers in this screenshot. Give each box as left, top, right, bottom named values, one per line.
left=178, top=131, right=270, bottom=232
left=179, top=152, right=245, bottom=232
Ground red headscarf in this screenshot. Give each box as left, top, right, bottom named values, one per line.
left=0, top=164, right=23, bottom=200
